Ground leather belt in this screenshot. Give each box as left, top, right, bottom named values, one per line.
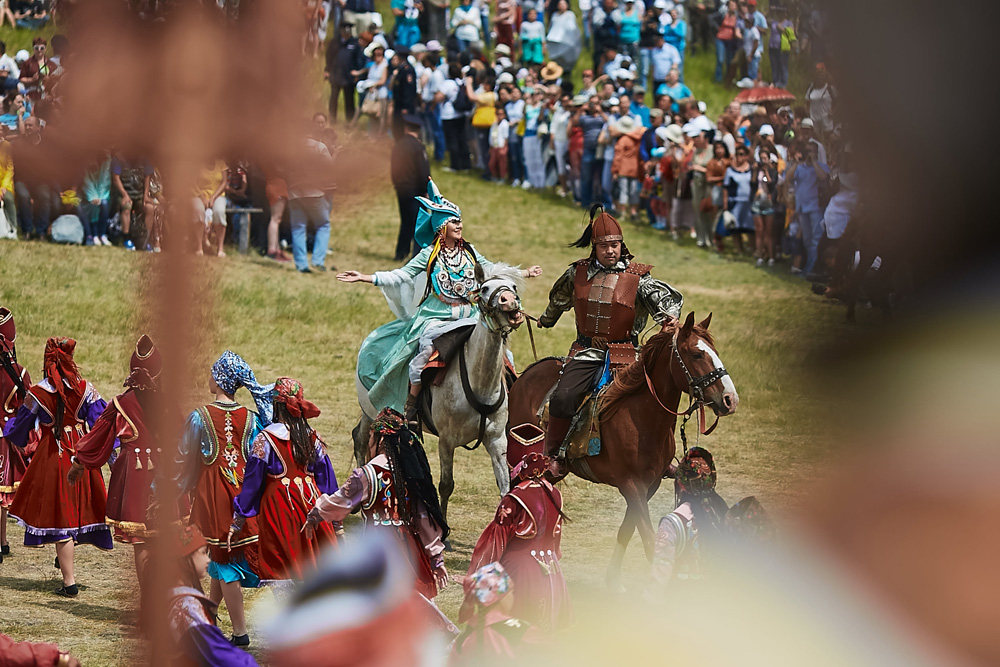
left=575, top=335, right=638, bottom=350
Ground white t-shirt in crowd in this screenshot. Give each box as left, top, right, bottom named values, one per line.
left=490, top=119, right=509, bottom=148
left=452, top=5, right=481, bottom=42
left=438, top=78, right=461, bottom=120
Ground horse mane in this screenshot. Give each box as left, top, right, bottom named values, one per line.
left=482, top=262, right=525, bottom=291
left=601, top=323, right=715, bottom=417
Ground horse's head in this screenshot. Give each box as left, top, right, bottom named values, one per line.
left=670, top=312, right=739, bottom=417
left=475, top=262, right=525, bottom=335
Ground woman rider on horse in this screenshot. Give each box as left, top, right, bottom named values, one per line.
left=337, top=179, right=542, bottom=421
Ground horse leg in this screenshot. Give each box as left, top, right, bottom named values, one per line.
left=632, top=488, right=658, bottom=563
left=485, top=418, right=510, bottom=496
left=352, top=413, right=372, bottom=468
left=606, top=483, right=642, bottom=592
left=437, top=437, right=456, bottom=549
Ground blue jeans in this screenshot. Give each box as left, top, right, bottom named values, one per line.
left=481, top=14, right=491, bottom=47
left=600, top=157, right=614, bottom=210
left=422, top=107, right=445, bottom=161
left=579, top=147, right=598, bottom=206
left=715, top=37, right=735, bottom=82
left=798, top=209, right=824, bottom=275
left=457, top=38, right=473, bottom=53
left=508, top=135, right=525, bottom=183
left=78, top=199, right=110, bottom=239
left=747, top=53, right=760, bottom=80
left=289, top=195, right=332, bottom=271
left=769, top=47, right=789, bottom=88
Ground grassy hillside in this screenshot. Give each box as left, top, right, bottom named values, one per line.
left=0, top=160, right=852, bottom=664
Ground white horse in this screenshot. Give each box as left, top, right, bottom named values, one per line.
left=353, top=263, right=526, bottom=521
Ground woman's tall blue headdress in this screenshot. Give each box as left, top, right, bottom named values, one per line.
left=414, top=179, right=462, bottom=249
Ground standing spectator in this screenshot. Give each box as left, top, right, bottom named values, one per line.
left=224, top=159, right=251, bottom=250
left=488, top=106, right=509, bottom=182
left=420, top=48, right=446, bottom=161
left=19, top=37, right=50, bottom=101
left=424, top=0, right=449, bottom=45
left=805, top=64, right=837, bottom=136
left=439, top=63, right=471, bottom=172
left=618, top=0, right=642, bottom=64
left=689, top=128, right=714, bottom=248
left=768, top=6, right=794, bottom=89
left=12, top=116, right=53, bottom=241
left=520, top=8, right=546, bottom=67
left=392, top=0, right=422, bottom=48
left=391, top=47, right=419, bottom=139
left=550, top=94, right=572, bottom=197
left=741, top=4, right=761, bottom=81
left=650, top=33, right=681, bottom=93
left=477, top=0, right=491, bottom=49
left=574, top=95, right=608, bottom=206
left=521, top=88, right=546, bottom=190
left=80, top=152, right=112, bottom=247
left=325, top=22, right=364, bottom=123
left=342, top=0, right=377, bottom=36
left=751, top=149, right=778, bottom=266
left=610, top=115, right=645, bottom=220
left=668, top=127, right=697, bottom=239
left=390, top=114, right=430, bottom=260
left=192, top=159, right=229, bottom=257
left=638, top=6, right=662, bottom=88
left=493, top=0, right=515, bottom=50
left=287, top=136, right=334, bottom=273
left=788, top=141, right=829, bottom=277
left=504, top=85, right=525, bottom=186
left=662, top=6, right=687, bottom=81
left=655, top=67, right=691, bottom=112
left=451, top=0, right=481, bottom=53
left=579, top=0, right=594, bottom=47
left=591, top=0, right=619, bottom=72
left=355, top=42, right=389, bottom=135
left=713, top=0, right=739, bottom=84
left=264, top=164, right=291, bottom=263
left=718, top=143, right=753, bottom=253
left=798, top=118, right=827, bottom=164
left=111, top=153, right=150, bottom=251
left=466, top=71, right=497, bottom=175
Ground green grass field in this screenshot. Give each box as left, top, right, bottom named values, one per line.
left=0, top=163, right=850, bottom=664
left=0, top=7, right=834, bottom=664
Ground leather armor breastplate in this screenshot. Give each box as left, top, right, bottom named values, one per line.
left=573, top=262, right=650, bottom=342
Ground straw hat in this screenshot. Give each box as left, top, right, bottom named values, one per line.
left=540, top=61, right=564, bottom=81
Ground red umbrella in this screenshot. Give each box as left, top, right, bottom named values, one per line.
left=733, top=87, right=797, bottom=104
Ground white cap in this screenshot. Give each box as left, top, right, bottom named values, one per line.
left=759, top=124, right=775, bottom=136
left=410, top=43, right=427, bottom=54
left=497, top=72, right=514, bottom=84
left=608, top=96, right=620, bottom=106
left=516, top=67, right=529, bottom=80
left=697, top=100, right=707, bottom=114
left=685, top=126, right=703, bottom=138
left=384, top=49, right=395, bottom=60
left=14, top=49, right=28, bottom=62
left=497, top=56, right=512, bottom=68
left=800, top=118, right=815, bottom=129
left=425, top=40, right=443, bottom=51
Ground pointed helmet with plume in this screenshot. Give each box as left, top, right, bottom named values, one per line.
left=414, top=178, right=462, bottom=249
left=570, top=204, right=633, bottom=260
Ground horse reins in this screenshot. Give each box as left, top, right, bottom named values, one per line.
left=643, top=332, right=729, bottom=450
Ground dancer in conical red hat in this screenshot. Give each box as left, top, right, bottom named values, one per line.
left=0, top=306, right=31, bottom=564
left=4, top=337, right=112, bottom=598
left=69, top=335, right=170, bottom=584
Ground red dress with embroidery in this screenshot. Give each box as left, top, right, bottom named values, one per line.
left=467, top=479, right=571, bottom=631
left=236, top=429, right=339, bottom=582
left=0, top=362, right=30, bottom=507
left=74, top=391, right=160, bottom=544
left=188, top=403, right=260, bottom=564
left=7, top=379, right=111, bottom=547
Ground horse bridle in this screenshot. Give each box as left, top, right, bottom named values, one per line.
left=477, top=279, right=522, bottom=340
left=670, top=332, right=729, bottom=405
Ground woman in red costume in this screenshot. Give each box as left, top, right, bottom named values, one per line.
left=466, top=451, right=571, bottom=631
left=305, top=407, right=450, bottom=599
left=175, top=350, right=271, bottom=647
left=0, top=307, right=31, bottom=564
left=4, top=337, right=112, bottom=598
left=68, top=335, right=166, bottom=583
left=230, top=377, right=340, bottom=584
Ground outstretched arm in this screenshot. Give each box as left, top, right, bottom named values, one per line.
left=538, top=265, right=576, bottom=327
left=638, top=272, right=684, bottom=323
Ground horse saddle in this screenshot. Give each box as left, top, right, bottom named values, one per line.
left=415, top=323, right=516, bottom=437
left=537, top=380, right=609, bottom=460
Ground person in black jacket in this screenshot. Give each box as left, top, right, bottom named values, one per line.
left=390, top=114, right=431, bottom=260
left=325, top=22, right=365, bottom=123
left=391, top=47, right=418, bottom=140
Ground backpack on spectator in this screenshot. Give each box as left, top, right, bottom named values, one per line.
left=594, top=15, right=620, bottom=50
left=453, top=81, right=474, bottom=114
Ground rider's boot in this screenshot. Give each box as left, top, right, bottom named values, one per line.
left=542, top=415, right=572, bottom=480
left=403, top=392, right=419, bottom=428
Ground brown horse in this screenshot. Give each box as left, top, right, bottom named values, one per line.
left=507, top=312, right=739, bottom=587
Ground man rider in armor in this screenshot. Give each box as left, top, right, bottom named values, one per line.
left=537, top=207, right=684, bottom=476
